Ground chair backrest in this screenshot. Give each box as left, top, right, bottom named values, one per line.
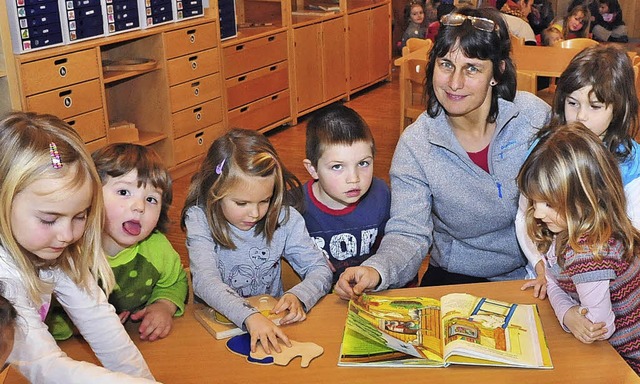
left=394, top=48, right=430, bottom=132
left=554, top=38, right=599, bottom=50
left=510, top=34, right=524, bottom=49
left=512, top=44, right=583, bottom=77
left=402, top=38, right=433, bottom=57
left=516, top=70, right=536, bottom=94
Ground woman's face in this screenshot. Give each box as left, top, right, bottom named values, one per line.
left=567, top=11, right=585, bottom=31
left=410, top=5, right=424, bottom=24
left=432, top=45, right=495, bottom=119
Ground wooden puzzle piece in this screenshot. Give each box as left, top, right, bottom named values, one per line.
left=251, top=339, right=324, bottom=368
left=247, top=295, right=284, bottom=325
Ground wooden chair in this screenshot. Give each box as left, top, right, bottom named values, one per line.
left=516, top=69, right=537, bottom=94
left=554, top=38, right=599, bottom=50
left=395, top=51, right=429, bottom=131
left=402, top=38, right=433, bottom=57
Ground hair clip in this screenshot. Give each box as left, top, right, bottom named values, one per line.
left=49, top=142, right=63, bottom=169
left=215, top=158, right=226, bottom=175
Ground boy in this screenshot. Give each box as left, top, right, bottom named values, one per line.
left=302, top=104, right=390, bottom=283
left=93, top=143, right=188, bottom=341
left=46, top=144, right=188, bottom=342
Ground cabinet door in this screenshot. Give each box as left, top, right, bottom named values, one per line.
left=322, top=17, right=346, bottom=102
left=348, top=10, right=370, bottom=91
left=369, top=4, right=391, bottom=83
left=293, top=24, right=323, bottom=113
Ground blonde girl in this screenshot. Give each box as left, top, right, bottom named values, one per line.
left=517, top=122, right=640, bottom=374
left=0, top=112, right=156, bottom=383
left=518, top=45, right=640, bottom=299
left=181, top=128, right=332, bottom=354
left=551, top=4, right=590, bottom=39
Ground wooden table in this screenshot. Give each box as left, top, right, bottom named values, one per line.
left=6, top=280, right=640, bottom=383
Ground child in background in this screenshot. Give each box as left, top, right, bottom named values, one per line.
left=527, top=0, right=555, bottom=36
left=591, top=0, right=628, bottom=43
left=541, top=25, right=563, bottom=45
left=517, top=45, right=640, bottom=299
left=93, top=143, right=188, bottom=341
left=426, top=3, right=456, bottom=42
left=0, top=112, right=156, bottom=383
left=181, top=128, right=332, bottom=354
left=0, top=292, right=17, bottom=376
left=551, top=4, right=591, bottom=39
left=517, top=123, right=640, bottom=374
left=301, top=104, right=391, bottom=283
left=400, top=0, right=428, bottom=49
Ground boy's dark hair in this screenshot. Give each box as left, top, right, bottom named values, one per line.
left=92, top=143, right=173, bottom=233
left=305, top=104, right=375, bottom=167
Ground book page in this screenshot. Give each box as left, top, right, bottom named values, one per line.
left=440, top=293, right=552, bottom=368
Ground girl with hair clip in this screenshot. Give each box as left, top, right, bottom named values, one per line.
left=0, top=112, right=157, bottom=383
left=517, top=45, right=640, bottom=300
left=517, top=122, right=640, bottom=374
left=335, top=7, right=550, bottom=299
left=550, top=3, right=591, bottom=39
left=180, top=128, right=332, bottom=354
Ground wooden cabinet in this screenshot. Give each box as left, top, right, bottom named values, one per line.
left=4, top=11, right=225, bottom=176
left=292, top=16, right=347, bottom=115
left=347, top=1, right=392, bottom=94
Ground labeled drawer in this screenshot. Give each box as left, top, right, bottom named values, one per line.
left=228, top=90, right=290, bottom=131
left=65, top=108, right=107, bottom=144
left=223, top=32, right=287, bottom=78
left=226, top=61, right=288, bottom=110
left=166, top=47, right=220, bottom=86
left=25, top=79, right=103, bottom=120
left=169, top=73, right=222, bottom=112
left=20, top=49, right=100, bottom=95
left=164, top=22, right=217, bottom=59
left=173, top=98, right=223, bottom=138
left=173, top=123, right=225, bottom=164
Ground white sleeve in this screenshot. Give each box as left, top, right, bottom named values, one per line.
left=5, top=268, right=157, bottom=384
left=624, top=178, right=640, bottom=229
left=515, top=194, right=544, bottom=278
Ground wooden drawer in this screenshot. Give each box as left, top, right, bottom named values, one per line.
left=169, top=73, right=222, bottom=112
left=173, top=123, right=225, bottom=164
left=228, top=90, right=290, bottom=131
left=85, top=137, right=107, bottom=154
left=65, top=108, right=107, bottom=144
left=20, top=49, right=100, bottom=96
left=226, top=61, right=288, bottom=110
left=164, top=22, right=217, bottom=59
left=223, top=32, right=287, bottom=78
left=166, top=47, right=220, bottom=86
left=173, top=98, right=223, bottom=138
left=25, top=79, right=103, bottom=120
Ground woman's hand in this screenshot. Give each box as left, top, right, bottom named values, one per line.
left=520, top=261, right=548, bottom=299
left=273, top=293, right=306, bottom=325
left=334, top=266, right=381, bottom=300
left=563, top=306, right=607, bottom=344
left=245, top=313, right=291, bottom=354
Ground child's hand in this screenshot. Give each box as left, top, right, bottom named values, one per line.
left=273, top=293, right=306, bottom=325
left=520, top=261, right=547, bottom=299
left=245, top=312, right=291, bottom=354
left=118, top=310, right=131, bottom=323
left=335, top=266, right=381, bottom=300
left=130, top=299, right=177, bottom=342
left=563, top=306, right=607, bottom=344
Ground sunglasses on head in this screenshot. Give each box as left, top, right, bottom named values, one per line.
left=440, top=13, right=498, bottom=32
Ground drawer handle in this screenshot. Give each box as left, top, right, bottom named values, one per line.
left=54, top=58, right=68, bottom=65
left=268, top=36, right=275, bottom=42
left=270, top=65, right=277, bottom=71
left=240, top=106, right=249, bottom=113
left=66, top=120, right=76, bottom=127
left=188, top=29, right=196, bottom=44
left=235, top=44, right=244, bottom=51
left=195, top=131, right=204, bottom=145
left=193, top=106, right=203, bottom=121
left=237, top=75, right=246, bottom=82
left=59, top=90, right=73, bottom=108
left=271, top=94, right=279, bottom=101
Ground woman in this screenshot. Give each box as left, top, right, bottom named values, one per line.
left=335, top=7, right=551, bottom=299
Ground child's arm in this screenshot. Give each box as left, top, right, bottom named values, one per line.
left=515, top=194, right=547, bottom=298
left=546, top=270, right=609, bottom=343
left=281, top=209, right=333, bottom=311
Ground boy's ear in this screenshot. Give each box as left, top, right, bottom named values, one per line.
left=303, top=159, right=319, bottom=180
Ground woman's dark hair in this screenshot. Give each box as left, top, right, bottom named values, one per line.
left=425, top=7, right=516, bottom=123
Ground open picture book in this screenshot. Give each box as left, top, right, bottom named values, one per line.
left=339, top=293, right=553, bottom=369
